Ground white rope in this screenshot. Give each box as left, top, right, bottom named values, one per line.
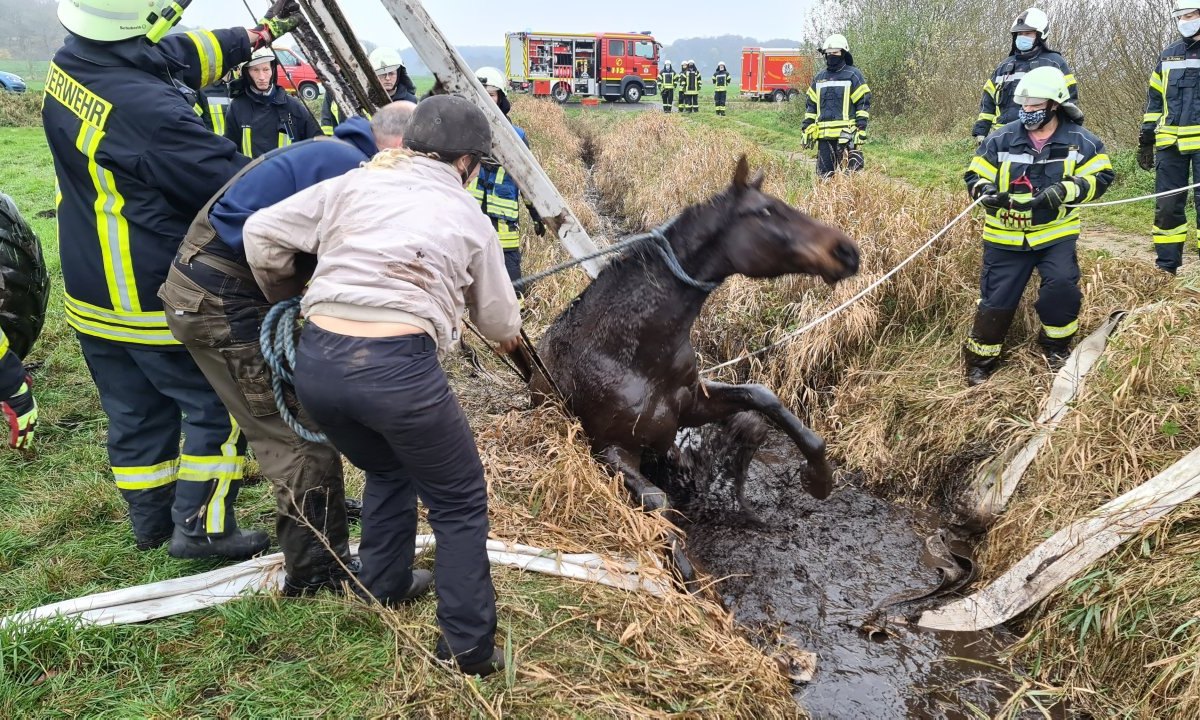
left=1067, top=179, right=1200, bottom=208
left=701, top=197, right=984, bottom=375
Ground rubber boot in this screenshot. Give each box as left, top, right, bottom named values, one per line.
left=168, top=524, right=270, bottom=560
left=1038, top=332, right=1073, bottom=372
left=282, top=557, right=362, bottom=597
left=964, top=307, right=1016, bottom=387
left=352, top=568, right=433, bottom=606
left=436, top=637, right=505, bottom=678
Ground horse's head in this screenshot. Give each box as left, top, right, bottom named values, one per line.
left=721, top=156, right=859, bottom=285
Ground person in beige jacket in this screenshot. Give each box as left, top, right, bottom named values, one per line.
left=242, top=95, right=521, bottom=678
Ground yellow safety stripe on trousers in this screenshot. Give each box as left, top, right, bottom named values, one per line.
left=203, top=418, right=243, bottom=534
left=184, top=31, right=224, bottom=89
left=1042, top=320, right=1079, bottom=339
left=75, top=122, right=140, bottom=314
left=968, top=155, right=999, bottom=183
left=64, top=293, right=178, bottom=345
left=966, top=337, right=1002, bottom=357
left=0, top=328, right=8, bottom=357
left=497, top=224, right=521, bottom=249
left=113, top=458, right=180, bottom=491
left=44, top=62, right=112, bottom=129
left=1153, top=223, right=1188, bottom=244
left=982, top=215, right=1081, bottom=247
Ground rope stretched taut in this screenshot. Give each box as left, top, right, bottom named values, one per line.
left=259, top=298, right=329, bottom=444
left=1066, top=178, right=1200, bottom=208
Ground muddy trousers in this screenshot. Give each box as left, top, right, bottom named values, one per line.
left=1153, top=146, right=1200, bottom=273
left=965, top=240, right=1081, bottom=364
left=78, top=334, right=246, bottom=548
left=294, top=325, right=497, bottom=666
left=160, top=259, right=351, bottom=582
left=714, top=90, right=727, bottom=115
left=815, top=139, right=864, bottom=178
left=661, top=88, right=674, bottom=112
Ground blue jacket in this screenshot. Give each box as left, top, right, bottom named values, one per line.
left=43, top=29, right=251, bottom=346
left=475, top=125, right=528, bottom=220
left=209, top=116, right=379, bottom=255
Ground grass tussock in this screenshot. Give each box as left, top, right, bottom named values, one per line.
left=0, top=92, right=41, bottom=127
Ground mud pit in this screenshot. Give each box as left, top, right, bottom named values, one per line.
left=668, top=430, right=1034, bottom=719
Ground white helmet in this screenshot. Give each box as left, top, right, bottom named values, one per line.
left=1011, top=7, right=1050, bottom=38
left=822, top=34, right=850, bottom=52
left=475, top=66, right=506, bottom=91
left=1175, top=0, right=1200, bottom=17
left=58, top=0, right=185, bottom=43
left=246, top=47, right=276, bottom=68
left=1014, top=66, right=1070, bottom=105
left=369, top=47, right=404, bottom=76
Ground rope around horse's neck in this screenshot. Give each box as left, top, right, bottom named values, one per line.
left=701, top=197, right=985, bottom=376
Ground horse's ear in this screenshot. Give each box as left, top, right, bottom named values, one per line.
left=732, top=154, right=750, bottom=190
left=749, top=170, right=765, bottom=190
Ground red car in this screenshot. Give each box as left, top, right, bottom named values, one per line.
left=271, top=46, right=322, bottom=100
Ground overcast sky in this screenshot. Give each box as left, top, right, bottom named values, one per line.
left=183, top=0, right=816, bottom=48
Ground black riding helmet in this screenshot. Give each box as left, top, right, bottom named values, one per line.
left=404, top=94, right=494, bottom=164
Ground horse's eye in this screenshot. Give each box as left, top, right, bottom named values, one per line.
left=759, top=207, right=773, bottom=218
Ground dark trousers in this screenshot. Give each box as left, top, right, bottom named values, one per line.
left=661, top=88, right=674, bottom=112
left=816, top=138, right=865, bottom=178
left=1154, top=145, right=1200, bottom=272
left=684, top=92, right=698, bottom=112
left=969, top=240, right=1081, bottom=352
left=78, top=334, right=246, bottom=546
left=161, top=259, right=351, bottom=581
left=503, top=248, right=522, bottom=284
left=714, top=90, right=727, bottom=115
left=293, top=325, right=497, bottom=665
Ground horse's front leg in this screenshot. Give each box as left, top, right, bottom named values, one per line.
left=599, top=445, right=700, bottom=591
left=679, top=381, right=834, bottom=499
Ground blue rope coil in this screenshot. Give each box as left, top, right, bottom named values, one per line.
left=259, top=297, right=329, bottom=445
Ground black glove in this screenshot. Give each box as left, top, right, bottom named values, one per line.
left=1033, top=182, right=1069, bottom=210
left=533, top=220, right=546, bottom=237
left=1138, top=143, right=1155, bottom=172
left=971, top=182, right=998, bottom=200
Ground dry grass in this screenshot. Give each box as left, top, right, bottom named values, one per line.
left=0, top=92, right=41, bottom=127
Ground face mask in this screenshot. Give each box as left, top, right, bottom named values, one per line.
left=1019, top=107, right=1050, bottom=129
left=1014, top=35, right=1035, bottom=52
left=825, top=54, right=844, bottom=71
left=1180, top=18, right=1200, bottom=38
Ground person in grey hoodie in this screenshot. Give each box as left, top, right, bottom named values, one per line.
left=242, top=95, right=521, bottom=678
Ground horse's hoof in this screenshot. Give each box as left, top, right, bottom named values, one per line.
left=804, top=461, right=834, bottom=500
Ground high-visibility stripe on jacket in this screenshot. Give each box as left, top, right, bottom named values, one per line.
left=1144, top=38, right=1200, bottom=152
left=803, top=65, right=871, bottom=140
left=661, top=69, right=675, bottom=87
left=224, top=88, right=319, bottom=159
left=973, top=48, right=1076, bottom=138
left=683, top=70, right=701, bottom=95
left=712, top=71, right=731, bottom=88
left=468, top=166, right=521, bottom=249
left=964, top=120, right=1113, bottom=250
left=208, top=100, right=227, bottom=135
left=42, top=30, right=251, bottom=346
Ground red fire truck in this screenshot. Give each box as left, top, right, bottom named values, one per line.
left=741, top=47, right=812, bottom=102
left=505, top=31, right=661, bottom=104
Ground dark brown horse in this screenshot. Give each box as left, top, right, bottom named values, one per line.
left=529, top=157, right=859, bottom=579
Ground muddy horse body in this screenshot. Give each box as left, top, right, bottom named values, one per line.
left=531, top=158, right=859, bottom=580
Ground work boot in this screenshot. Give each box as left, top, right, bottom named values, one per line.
left=963, top=347, right=1001, bottom=387
left=167, top=526, right=270, bottom=560
left=352, top=568, right=433, bottom=606
left=282, top=558, right=362, bottom=598
left=436, top=638, right=506, bottom=678
left=344, top=497, right=363, bottom=523
left=1038, top=333, right=1073, bottom=372
left=134, top=531, right=173, bottom=551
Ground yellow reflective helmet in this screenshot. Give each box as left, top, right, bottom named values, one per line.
left=58, top=0, right=187, bottom=43
left=1013, top=66, right=1070, bottom=105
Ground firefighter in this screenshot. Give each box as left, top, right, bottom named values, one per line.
left=321, top=47, right=418, bottom=135
left=224, top=48, right=320, bottom=159
left=660, top=60, right=676, bottom=113
left=674, top=62, right=686, bottom=110
left=712, top=61, right=732, bottom=116
left=242, top=95, right=521, bottom=678
left=161, top=103, right=415, bottom=596
left=199, top=70, right=237, bottom=136
left=42, top=0, right=297, bottom=557
left=683, top=60, right=701, bottom=113
left=963, top=67, right=1113, bottom=386
left=472, top=66, right=545, bottom=284
left=1, top=328, right=35, bottom=451
left=972, top=7, right=1077, bottom=146
left=803, top=35, right=871, bottom=178
left=1141, top=0, right=1200, bottom=274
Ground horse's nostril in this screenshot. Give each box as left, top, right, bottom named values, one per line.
left=835, top=241, right=860, bottom=273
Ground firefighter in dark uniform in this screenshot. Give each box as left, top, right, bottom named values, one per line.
left=42, top=0, right=296, bottom=557
left=224, top=48, right=320, bottom=158
left=0, top=327, right=35, bottom=451
left=321, top=47, right=417, bottom=135
left=712, top=61, right=732, bottom=116
left=683, top=60, right=701, bottom=113
left=803, top=35, right=871, bottom=177
left=161, top=104, right=415, bottom=596
left=963, top=67, right=1113, bottom=386
left=972, top=8, right=1077, bottom=146
left=660, top=60, right=675, bottom=113
left=472, top=66, right=545, bottom=285
left=1140, top=0, right=1200, bottom=274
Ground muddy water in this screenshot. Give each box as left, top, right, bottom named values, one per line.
left=677, top=431, right=1028, bottom=719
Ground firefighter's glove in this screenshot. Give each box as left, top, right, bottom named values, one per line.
left=251, top=14, right=300, bottom=48
left=533, top=220, right=546, bottom=237
left=1032, top=182, right=1069, bottom=211
left=856, top=128, right=868, bottom=144
left=972, top=182, right=999, bottom=201
left=1137, top=143, right=1155, bottom=172
left=2, top=377, right=37, bottom=451
left=974, top=135, right=985, bottom=148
